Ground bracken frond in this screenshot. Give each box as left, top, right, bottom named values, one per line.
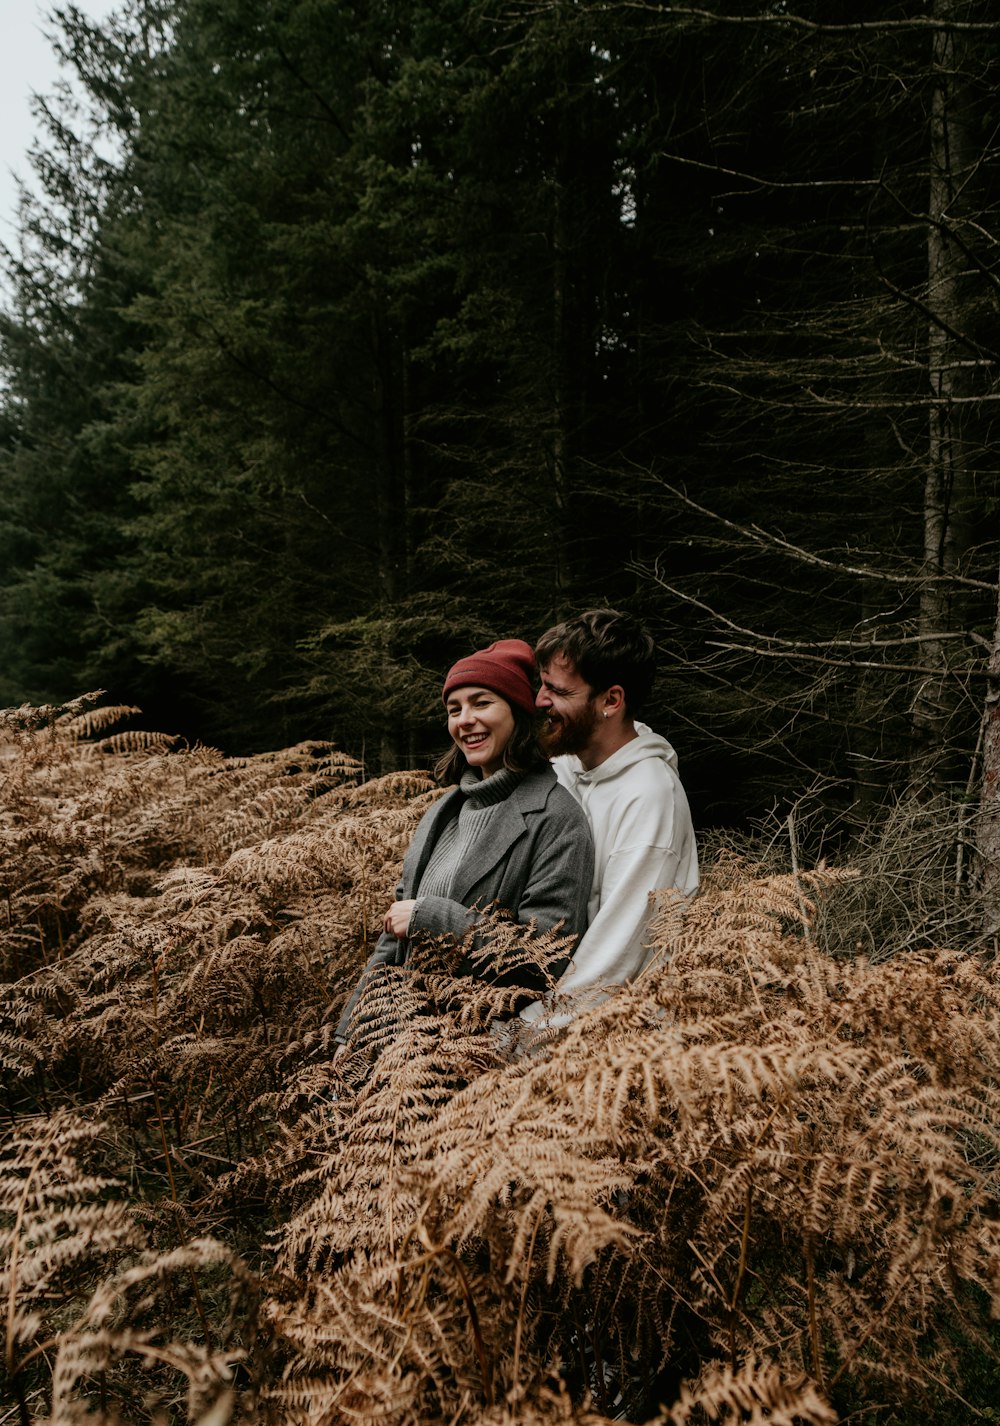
left=660, top=1358, right=838, bottom=1425
left=2, top=706, right=999, bottom=1424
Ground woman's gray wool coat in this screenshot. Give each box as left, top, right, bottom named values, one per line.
left=335, top=765, right=593, bottom=1043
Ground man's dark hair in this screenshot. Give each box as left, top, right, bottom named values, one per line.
left=434, top=705, right=548, bottom=785
left=535, top=608, right=656, bottom=716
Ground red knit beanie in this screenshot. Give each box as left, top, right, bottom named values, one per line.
left=441, top=638, right=537, bottom=715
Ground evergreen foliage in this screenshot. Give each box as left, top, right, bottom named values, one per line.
left=0, top=1, right=998, bottom=825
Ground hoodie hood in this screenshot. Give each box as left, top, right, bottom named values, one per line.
left=555, top=721, right=679, bottom=787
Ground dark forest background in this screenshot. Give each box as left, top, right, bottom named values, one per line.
left=1, top=0, right=998, bottom=839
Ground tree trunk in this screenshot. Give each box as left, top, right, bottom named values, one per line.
left=549, top=32, right=578, bottom=615
left=372, top=309, right=407, bottom=772
left=977, top=549, right=1000, bottom=930
left=910, top=0, right=974, bottom=791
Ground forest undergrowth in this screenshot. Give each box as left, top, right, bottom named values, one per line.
left=1, top=696, right=998, bottom=1426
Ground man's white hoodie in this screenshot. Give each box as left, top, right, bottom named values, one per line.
left=520, top=723, right=698, bottom=1024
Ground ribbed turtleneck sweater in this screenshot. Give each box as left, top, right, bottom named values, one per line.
left=414, top=767, right=522, bottom=902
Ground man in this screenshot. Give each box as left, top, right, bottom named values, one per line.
left=519, top=608, right=698, bottom=1027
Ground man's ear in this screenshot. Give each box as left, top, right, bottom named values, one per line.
left=601, top=684, right=627, bottom=718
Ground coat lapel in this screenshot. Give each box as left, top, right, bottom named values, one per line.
left=447, top=794, right=528, bottom=905
left=405, top=788, right=463, bottom=891
left=408, top=768, right=555, bottom=907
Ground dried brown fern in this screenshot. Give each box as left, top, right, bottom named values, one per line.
left=0, top=1110, right=254, bottom=1423
left=657, top=1358, right=838, bottom=1425
left=0, top=702, right=428, bottom=1420
left=259, top=861, right=1000, bottom=1424
left=3, top=700, right=999, bottom=1425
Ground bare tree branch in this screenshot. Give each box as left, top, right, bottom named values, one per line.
left=641, top=571, right=989, bottom=678
left=636, top=475, right=998, bottom=593
left=601, top=4, right=1000, bottom=34
left=707, top=641, right=990, bottom=679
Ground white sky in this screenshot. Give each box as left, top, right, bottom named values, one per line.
left=0, top=0, right=118, bottom=243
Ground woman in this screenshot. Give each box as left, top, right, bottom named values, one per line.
left=334, top=638, right=593, bottom=1052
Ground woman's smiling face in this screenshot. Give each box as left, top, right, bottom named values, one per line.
left=445, top=685, right=516, bottom=777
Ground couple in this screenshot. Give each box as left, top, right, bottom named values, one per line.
left=334, top=609, right=698, bottom=1054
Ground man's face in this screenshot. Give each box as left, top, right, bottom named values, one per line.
left=536, top=652, right=601, bottom=757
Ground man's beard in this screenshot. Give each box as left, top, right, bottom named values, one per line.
left=538, top=697, right=600, bottom=758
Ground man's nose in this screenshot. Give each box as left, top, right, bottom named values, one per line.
left=535, top=688, right=551, bottom=708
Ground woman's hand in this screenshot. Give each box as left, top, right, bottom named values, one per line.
left=383, top=899, right=418, bottom=939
